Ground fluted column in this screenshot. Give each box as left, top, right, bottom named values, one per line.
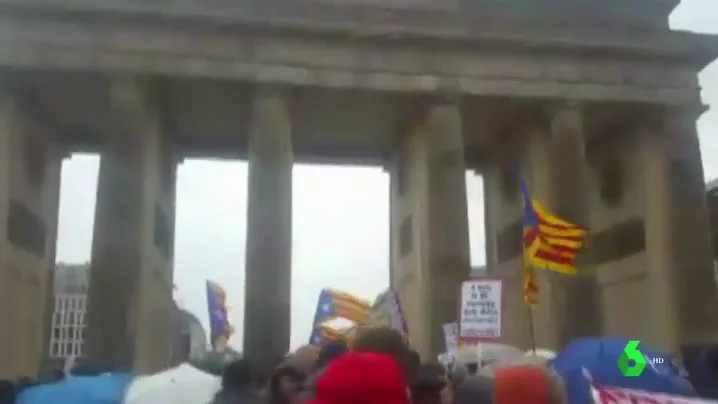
left=482, top=174, right=497, bottom=269
left=390, top=97, right=470, bottom=358
left=643, top=108, right=718, bottom=349
left=424, top=98, right=471, bottom=357
left=544, top=102, right=601, bottom=344
left=85, top=78, right=177, bottom=372
left=243, top=86, right=293, bottom=372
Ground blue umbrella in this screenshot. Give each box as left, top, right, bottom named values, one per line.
left=15, top=373, right=133, bottom=404
left=549, top=337, right=696, bottom=404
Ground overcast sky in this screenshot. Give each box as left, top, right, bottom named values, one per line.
left=54, top=0, right=718, bottom=350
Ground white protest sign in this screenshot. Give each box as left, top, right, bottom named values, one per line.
left=458, top=278, right=503, bottom=342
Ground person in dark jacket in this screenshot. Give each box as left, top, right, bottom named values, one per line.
left=267, top=363, right=305, bottom=404
left=299, top=341, right=350, bottom=402
left=453, top=375, right=493, bottom=404
left=411, top=363, right=448, bottom=404
left=312, top=341, right=349, bottom=373
left=493, top=365, right=567, bottom=404
left=211, top=359, right=261, bottom=404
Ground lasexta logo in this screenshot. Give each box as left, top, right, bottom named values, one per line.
left=617, top=340, right=647, bottom=377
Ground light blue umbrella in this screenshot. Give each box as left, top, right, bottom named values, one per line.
left=15, top=373, right=133, bottom=404
left=549, top=337, right=695, bottom=404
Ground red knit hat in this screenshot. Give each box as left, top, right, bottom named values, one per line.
left=307, top=352, right=410, bottom=404
left=494, top=365, right=550, bottom=404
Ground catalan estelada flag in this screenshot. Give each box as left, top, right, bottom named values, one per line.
left=520, top=179, right=587, bottom=304
left=308, top=288, right=371, bottom=344
left=206, top=280, right=235, bottom=348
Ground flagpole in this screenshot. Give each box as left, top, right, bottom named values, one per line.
left=523, top=252, right=538, bottom=355
left=527, top=304, right=537, bottom=355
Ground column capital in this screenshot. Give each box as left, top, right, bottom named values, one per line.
left=381, top=150, right=399, bottom=174
left=550, top=100, right=585, bottom=139
left=658, top=103, right=707, bottom=130
left=249, top=86, right=293, bottom=159
left=108, top=76, right=150, bottom=117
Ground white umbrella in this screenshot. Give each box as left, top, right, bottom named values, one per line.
left=475, top=343, right=524, bottom=366
left=124, top=363, right=221, bottom=404
left=524, top=348, right=556, bottom=361
left=478, top=355, right=550, bottom=377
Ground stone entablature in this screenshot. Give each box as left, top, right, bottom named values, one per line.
left=0, top=0, right=680, bottom=32
left=0, top=2, right=713, bottom=104
left=0, top=17, right=705, bottom=104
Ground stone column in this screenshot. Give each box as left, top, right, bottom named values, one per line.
left=642, top=108, right=718, bottom=349
left=388, top=172, right=396, bottom=288
left=85, top=78, right=177, bottom=372
left=0, top=88, right=12, bottom=378
left=424, top=98, right=471, bottom=357
left=547, top=102, right=601, bottom=344
left=243, top=86, right=293, bottom=371
left=37, top=137, right=64, bottom=376
left=0, top=84, right=64, bottom=378
left=388, top=146, right=427, bottom=351
left=389, top=97, right=470, bottom=358
left=482, top=159, right=529, bottom=349
left=482, top=174, right=497, bottom=269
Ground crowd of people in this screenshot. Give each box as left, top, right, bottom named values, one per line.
left=214, top=326, right=566, bottom=404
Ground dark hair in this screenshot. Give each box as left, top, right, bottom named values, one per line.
left=352, top=326, right=413, bottom=382
left=466, top=363, right=478, bottom=375
left=353, top=327, right=408, bottom=357
left=0, top=380, right=15, bottom=404
left=455, top=375, right=494, bottom=404
left=313, top=341, right=349, bottom=372
left=221, top=359, right=254, bottom=391
left=267, top=365, right=305, bottom=404
left=412, top=363, right=447, bottom=404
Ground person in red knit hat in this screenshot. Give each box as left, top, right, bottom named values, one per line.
left=493, top=365, right=567, bottom=404
left=305, top=351, right=410, bottom=404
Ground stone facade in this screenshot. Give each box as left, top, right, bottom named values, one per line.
left=0, top=88, right=63, bottom=378
left=0, top=0, right=716, bottom=372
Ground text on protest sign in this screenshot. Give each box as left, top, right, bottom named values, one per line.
left=458, top=278, right=503, bottom=342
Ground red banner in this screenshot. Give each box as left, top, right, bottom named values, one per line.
left=594, top=385, right=718, bottom=404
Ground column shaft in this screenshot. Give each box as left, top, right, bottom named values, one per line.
left=0, top=89, right=17, bottom=378
left=482, top=175, right=497, bottom=268
left=646, top=110, right=718, bottom=347
left=548, top=103, right=601, bottom=343
left=37, top=144, right=63, bottom=376
left=423, top=100, right=471, bottom=357
left=85, top=79, right=176, bottom=372
left=482, top=161, right=529, bottom=349
left=390, top=99, right=470, bottom=358
left=388, top=169, right=396, bottom=288
left=243, top=87, right=293, bottom=371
